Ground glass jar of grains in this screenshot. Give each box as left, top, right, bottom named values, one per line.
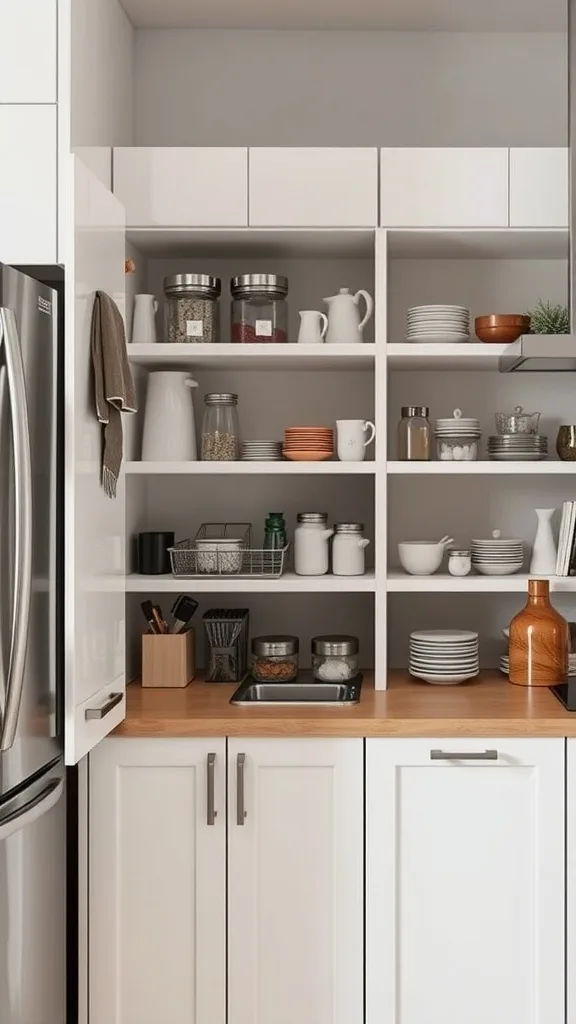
left=201, top=393, right=240, bottom=461
left=231, top=274, right=289, bottom=343
left=251, top=635, right=299, bottom=682
left=397, top=406, right=432, bottom=461
left=164, top=274, right=221, bottom=343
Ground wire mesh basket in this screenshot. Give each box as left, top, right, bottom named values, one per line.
left=169, top=522, right=290, bottom=579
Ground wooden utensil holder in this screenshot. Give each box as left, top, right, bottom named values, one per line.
left=142, top=629, right=196, bottom=688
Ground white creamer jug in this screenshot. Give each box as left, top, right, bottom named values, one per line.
left=141, top=372, right=198, bottom=461
left=131, top=294, right=158, bottom=344
left=324, top=287, right=374, bottom=344
left=294, top=513, right=334, bottom=576
left=332, top=524, right=370, bottom=576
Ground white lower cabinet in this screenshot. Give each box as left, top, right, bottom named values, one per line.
left=366, top=738, right=565, bottom=1024
left=228, top=738, right=364, bottom=1024
left=89, top=738, right=226, bottom=1024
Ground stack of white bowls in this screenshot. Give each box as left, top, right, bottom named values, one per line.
left=406, top=305, right=470, bottom=344
left=471, top=532, right=524, bottom=575
left=409, top=629, right=480, bottom=685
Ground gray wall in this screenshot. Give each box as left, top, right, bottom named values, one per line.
left=134, top=29, right=567, bottom=147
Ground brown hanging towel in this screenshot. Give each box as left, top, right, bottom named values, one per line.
left=91, top=291, right=137, bottom=498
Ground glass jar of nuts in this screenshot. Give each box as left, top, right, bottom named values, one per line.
left=201, top=393, right=240, bottom=461
left=164, top=274, right=221, bottom=343
left=251, top=636, right=299, bottom=682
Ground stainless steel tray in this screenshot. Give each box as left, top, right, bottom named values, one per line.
left=230, top=675, right=363, bottom=706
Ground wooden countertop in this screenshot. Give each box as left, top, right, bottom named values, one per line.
left=114, top=671, right=576, bottom=738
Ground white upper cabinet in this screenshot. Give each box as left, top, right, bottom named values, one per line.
left=249, top=147, right=378, bottom=227
left=228, top=738, right=364, bottom=1024
left=367, top=738, right=565, bottom=1024
left=0, top=106, right=57, bottom=264
left=113, top=147, right=249, bottom=227
left=509, top=148, right=568, bottom=227
left=0, top=0, right=56, bottom=102
left=63, top=156, right=126, bottom=764
left=380, top=147, right=509, bottom=227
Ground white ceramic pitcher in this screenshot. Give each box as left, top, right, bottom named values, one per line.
left=141, top=372, right=199, bottom=462
left=131, top=294, right=158, bottom=344
left=324, top=287, right=374, bottom=344
left=297, top=310, right=329, bottom=344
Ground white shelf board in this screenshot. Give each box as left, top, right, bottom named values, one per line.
left=387, top=461, right=575, bottom=474
left=387, top=228, right=568, bottom=260
left=125, top=460, right=376, bottom=475
left=126, top=227, right=375, bottom=258
left=388, top=572, right=576, bottom=593
left=126, top=571, right=376, bottom=593
left=127, top=342, right=375, bottom=370
left=387, top=343, right=507, bottom=370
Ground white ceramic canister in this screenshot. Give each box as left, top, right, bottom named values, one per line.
left=141, top=371, right=199, bottom=461
left=294, top=513, right=334, bottom=576
left=332, top=523, right=370, bottom=576
left=448, top=549, right=472, bottom=577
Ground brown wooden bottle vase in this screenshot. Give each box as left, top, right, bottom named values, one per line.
left=509, top=579, right=569, bottom=687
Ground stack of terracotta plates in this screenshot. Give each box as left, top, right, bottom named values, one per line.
left=283, top=426, right=334, bottom=462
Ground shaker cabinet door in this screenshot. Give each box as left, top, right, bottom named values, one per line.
left=367, top=738, right=565, bottom=1024
left=0, top=105, right=57, bottom=264
left=509, top=148, right=568, bottom=227
left=0, top=0, right=56, bottom=102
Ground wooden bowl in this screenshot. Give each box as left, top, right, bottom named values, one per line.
left=475, top=323, right=528, bottom=344
left=475, top=313, right=530, bottom=328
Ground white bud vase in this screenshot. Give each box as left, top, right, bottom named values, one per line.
left=530, top=508, right=557, bottom=575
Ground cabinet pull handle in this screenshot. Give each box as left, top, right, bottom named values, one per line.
left=237, top=753, right=247, bottom=825
left=84, top=692, right=123, bottom=720
left=207, top=753, right=217, bottom=825
left=430, top=749, right=498, bottom=761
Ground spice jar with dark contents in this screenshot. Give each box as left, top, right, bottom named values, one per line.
left=201, top=393, right=241, bottom=461
left=251, top=635, right=299, bottom=681
left=231, top=274, right=289, bottom=343
left=164, top=274, right=221, bottom=343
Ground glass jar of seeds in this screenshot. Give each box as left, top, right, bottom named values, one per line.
left=164, top=274, right=221, bottom=343
left=201, top=393, right=240, bottom=461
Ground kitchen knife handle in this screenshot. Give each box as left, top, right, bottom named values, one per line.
left=430, top=749, right=498, bottom=761
left=207, top=752, right=217, bottom=825
left=237, top=753, right=247, bottom=825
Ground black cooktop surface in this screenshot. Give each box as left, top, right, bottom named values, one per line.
left=550, top=682, right=576, bottom=711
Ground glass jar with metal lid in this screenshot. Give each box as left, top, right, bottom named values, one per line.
left=251, top=635, right=299, bottom=682
left=397, top=405, right=432, bottom=461
left=311, top=635, right=359, bottom=682
left=201, top=393, right=240, bottom=461
left=332, top=523, right=370, bottom=576
left=164, top=274, right=221, bottom=344
left=231, top=273, right=289, bottom=343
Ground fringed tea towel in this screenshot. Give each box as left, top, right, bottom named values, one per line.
left=91, top=291, right=137, bottom=498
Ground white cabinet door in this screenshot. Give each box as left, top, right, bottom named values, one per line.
left=380, top=148, right=509, bottom=227
left=113, top=147, right=248, bottom=226
left=0, top=0, right=56, bottom=102
left=367, top=738, right=564, bottom=1024
left=509, top=148, right=568, bottom=227
left=63, top=156, right=126, bottom=763
left=90, top=738, right=226, bottom=1024
left=228, top=738, right=363, bottom=1024
left=249, top=148, right=378, bottom=226
left=0, top=106, right=57, bottom=264
left=567, top=738, right=576, bottom=1024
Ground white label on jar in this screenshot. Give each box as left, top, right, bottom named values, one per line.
left=186, top=319, right=204, bottom=337
left=255, top=319, right=272, bottom=337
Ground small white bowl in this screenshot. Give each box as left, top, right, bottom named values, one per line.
left=398, top=541, right=446, bottom=576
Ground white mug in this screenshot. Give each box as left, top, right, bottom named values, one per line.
left=131, top=294, right=159, bottom=344
left=336, top=419, right=376, bottom=462
left=297, top=310, right=329, bottom=345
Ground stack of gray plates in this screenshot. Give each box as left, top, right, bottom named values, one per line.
left=240, top=440, right=283, bottom=461
left=487, top=434, right=548, bottom=461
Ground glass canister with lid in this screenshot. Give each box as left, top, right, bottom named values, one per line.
left=201, top=393, right=240, bottom=461
left=231, top=274, right=289, bottom=343
left=312, top=635, right=359, bottom=681
left=251, top=635, right=299, bottom=682
left=164, top=274, right=221, bottom=343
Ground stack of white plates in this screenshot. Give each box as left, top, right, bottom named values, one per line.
left=500, top=653, right=576, bottom=677
left=409, top=629, right=479, bottom=685
left=471, top=535, right=524, bottom=575
left=487, top=434, right=548, bottom=461
left=406, top=305, right=470, bottom=344
left=436, top=410, right=481, bottom=437
left=240, top=440, right=283, bottom=461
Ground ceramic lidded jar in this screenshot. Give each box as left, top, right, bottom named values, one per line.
left=509, top=579, right=569, bottom=686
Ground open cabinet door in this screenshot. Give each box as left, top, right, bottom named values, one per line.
left=63, top=155, right=126, bottom=764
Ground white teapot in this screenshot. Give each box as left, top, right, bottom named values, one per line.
left=323, top=287, right=374, bottom=344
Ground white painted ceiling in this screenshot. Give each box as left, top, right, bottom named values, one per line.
left=121, top=0, right=566, bottom=31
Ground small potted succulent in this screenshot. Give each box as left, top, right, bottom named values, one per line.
left=527, top=300, right=569, bottom=334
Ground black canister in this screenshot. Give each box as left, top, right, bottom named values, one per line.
left=137, top=532, right=175, bottom=575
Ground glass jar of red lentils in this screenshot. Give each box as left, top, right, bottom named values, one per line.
left=230, top=274, right=288, bottom=343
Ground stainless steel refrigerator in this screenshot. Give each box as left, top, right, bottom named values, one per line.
left=0, top=265, right=65, bottom=1023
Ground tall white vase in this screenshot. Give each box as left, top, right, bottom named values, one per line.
left=530, top=508, right=557, bottom=575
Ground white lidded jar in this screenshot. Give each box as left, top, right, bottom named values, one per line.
left=447, top=549, right=472, bottom=577
left=294, top=513, right=334, bottom=576
left=332, top=523, right=370, bottom=576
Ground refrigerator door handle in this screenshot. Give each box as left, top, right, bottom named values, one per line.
left=0, top=776, right=63, bottom=842
left=0, top=307, right=33, bottom=751
left=0, top=363, right=7, bottom=719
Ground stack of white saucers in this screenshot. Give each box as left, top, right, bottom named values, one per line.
left=487, top=434, right=548, bottom=461
left=471, top=532, right=524, bottom=575
left=406, top=305, right=470, bottom=344
left=409, top=629, right=479, bottom=685
left=500, top=652, right=576, bottom=677
left=240, top=440, right=283, bottom=461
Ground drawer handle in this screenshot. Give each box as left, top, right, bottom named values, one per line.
left=84, top=692, right=123, bottom=721
left=207, top=753, right=217, bottom=826
left=430, top=749, right=498, bottom=761
left=237, top=753, right=247, bottom=825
